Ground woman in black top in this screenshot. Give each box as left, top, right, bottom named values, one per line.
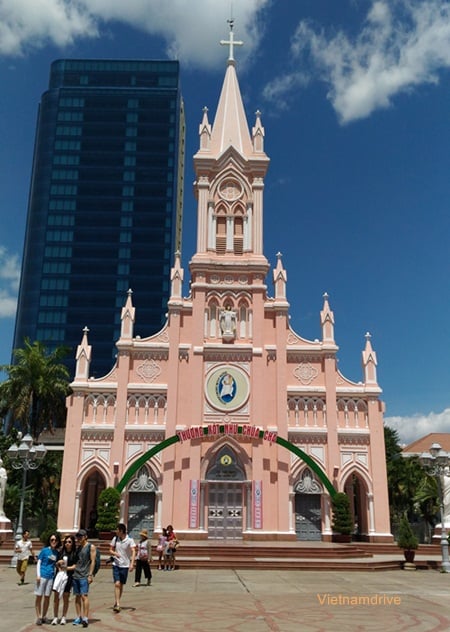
left=52, top=535, right=78, bottom=625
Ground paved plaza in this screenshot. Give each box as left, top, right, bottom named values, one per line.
left=2, top=565, right=450, bottom=632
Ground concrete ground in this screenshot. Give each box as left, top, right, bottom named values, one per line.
left=3, top=565, right=450, bottom=632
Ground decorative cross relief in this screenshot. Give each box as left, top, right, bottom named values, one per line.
left=294, top=362, right=318, bottom=385
left=219, top=179, right=242, bottom=201
left=136, top=359, right=161, bottom=382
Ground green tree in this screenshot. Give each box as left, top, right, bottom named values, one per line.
left=331, top=492, right=353, bottom=535
left=1, top=432, right=64, bottom=535
left=385, top=426, right=421, bottom=526
left=414, top=474, right=439, bottom=541
left=384, top=425, right=438, bottom=540
left=0, top=338, right=71, bottom=440
left=96, top=487, right=121, bottom=531
left=397, top=514, right=419, bottom=550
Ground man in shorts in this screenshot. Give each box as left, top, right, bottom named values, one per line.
left=72, top=529, right=96, bottom=628
left=15, top=529, right=34, bottom=585
left=109, top=523, right=136, bottom=613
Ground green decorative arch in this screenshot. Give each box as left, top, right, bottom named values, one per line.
left=117, top=427, right=336, bottom=497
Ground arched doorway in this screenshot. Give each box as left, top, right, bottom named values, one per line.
left=206, top=445, right=246, bottom=540
left=80, top=470, right=106, bottom=536
left=294, top=468, right=323, bottom=541
left=344, top=472, right=369, bottom=540
left=126, top=466, right=157, bottom=542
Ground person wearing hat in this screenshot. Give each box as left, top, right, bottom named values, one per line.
left=72, top=529, right=96, bottom=628
left=133, top=528, right=152, bottom=587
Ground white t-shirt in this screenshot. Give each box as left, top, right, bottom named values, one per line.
left=16, top=538, right=33, bottom=561
left=111, top=534, right=136, bottom=568
left=137, top=539, right=151, bottom=561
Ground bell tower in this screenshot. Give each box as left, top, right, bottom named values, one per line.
left=189, top=19, right=270, bottom=344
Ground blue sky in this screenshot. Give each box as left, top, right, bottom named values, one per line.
left=1, top=0, right=450, bottom=444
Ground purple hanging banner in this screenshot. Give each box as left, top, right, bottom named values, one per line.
left=253, top=480, right=262, bottom=529
left=189, top=479, right=199, bottom=528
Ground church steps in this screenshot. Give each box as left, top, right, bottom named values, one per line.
left=0, top=539, right=440, bottom=571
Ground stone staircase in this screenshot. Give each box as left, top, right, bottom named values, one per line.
left=0, top=536, right=441, bottom=571
left=95, top=539, right=439, bottom=572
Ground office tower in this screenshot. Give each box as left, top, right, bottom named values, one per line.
left=13, top=59, right=184, bottom=377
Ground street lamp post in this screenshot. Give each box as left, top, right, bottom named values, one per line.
left=419, top=442, right=450, bottom=573
left=7, top=433, right=47, bottom=542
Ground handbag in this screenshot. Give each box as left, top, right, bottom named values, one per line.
left=139, top=540, right=152, bottom=562
left=52, top=570, right=68, bottom=597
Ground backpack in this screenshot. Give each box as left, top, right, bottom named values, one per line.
left=90, top=543, right=101, bottom=576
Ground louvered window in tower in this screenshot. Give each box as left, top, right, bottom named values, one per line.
left=234, top=217, right=243, bottom=255
left=216, top=216, right=226, bottom=254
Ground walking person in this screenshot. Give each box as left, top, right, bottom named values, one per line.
left=51, top=534, right=77, bottom=625
left=72, top=529, right=96, bottom=628
left=15, top=529, right=34, bottom=585
left=35, top=533, right=60, bottom=626
left=156, top=528, right=167, bottom=570
left=133, top=528, right=152, bottom=587
left=109, top=523, right=136, bottom=612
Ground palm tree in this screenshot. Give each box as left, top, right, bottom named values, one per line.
left=385, top=426, right=428, bottom=528
left=0, top=338, right=71, bottom=440
left=414, top=474, right=439, bottom=543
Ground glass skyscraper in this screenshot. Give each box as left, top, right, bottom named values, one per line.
left=13, top=59, right=184, bottom=377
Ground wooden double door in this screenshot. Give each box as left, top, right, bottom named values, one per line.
left=208, top=482, right=243, bottom=540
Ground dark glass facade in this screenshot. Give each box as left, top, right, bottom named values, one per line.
left=13, top=59, right=185, bottom=377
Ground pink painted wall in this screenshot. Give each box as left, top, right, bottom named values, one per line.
left=57, top=36, right=392, bottom=543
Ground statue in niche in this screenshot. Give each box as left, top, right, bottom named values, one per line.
left=219, top=305, right=237, bottom=342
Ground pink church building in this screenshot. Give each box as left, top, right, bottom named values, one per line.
left=58, top=25, right=392, bottom=543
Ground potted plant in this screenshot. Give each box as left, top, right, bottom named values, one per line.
left=331, top=492, right=353, bottom=543
left=95, top=487, right=121, bottom=539
left=397, top=515, right=418, bottom=568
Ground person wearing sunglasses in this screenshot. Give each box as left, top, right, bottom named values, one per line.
left=34, top=533, right=61, bottom=626
left=51, top=535, right=77, bottom=625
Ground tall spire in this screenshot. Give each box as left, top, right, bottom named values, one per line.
left=75, top=326, right=91, bottom=380
left=320, top=292, right=335, bottom=344
left=120, top=289, right=135, bottom=340
left=362, top=332, right=378, bottom=385
left=209, top=20, right=253, bottom=157
left=192, top=18, right=269, bottom=261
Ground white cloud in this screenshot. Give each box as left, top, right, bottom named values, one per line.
left=0, top=0, right=270, bottom=68
left=262, top=72, right=309, bottom=110
left=385, top=409, right=450, bottom=446
left=0, top=0, right=98, bottom=55
left=264, top=0, right=450, bottom=123
left=0, top=246, right=20, bottom=318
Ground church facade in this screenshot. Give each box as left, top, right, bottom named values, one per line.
left=58, top=26, right=392, bottom=543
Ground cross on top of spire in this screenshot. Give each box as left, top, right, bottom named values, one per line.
left=220, top=18, right=243, bottom=63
